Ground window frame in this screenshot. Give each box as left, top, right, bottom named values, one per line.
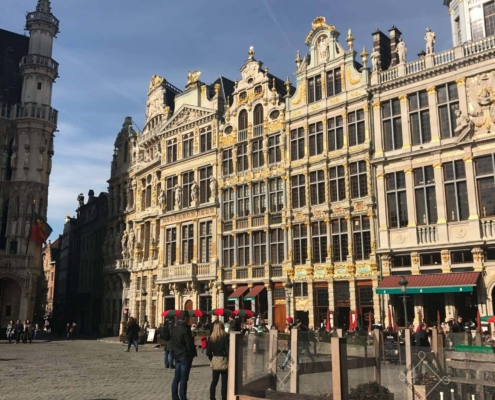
left=290, top=127, right=305, bottom=161
left=413, top=166, right=438, bottom=225
left=327, top=116, right=344, bottom=151
left=437, top=82, right=459, bottom=139
left=382, top=99, right=403, bottom=151
left=291, top=174, right=306, bottom=208
left=310, top=170, right=325, bottom=205
left=350, top=161, right=368, bottom=199
left=443, top=160, right=469, bottom=222
left=309, top=121, right=324, bottom=156
left=353, top=215, right=371, bottom=261
left=475, top=154, right=495, bottom=217
left=292, top=224, right=308, bottom=265
left=409, top=91, right=431, bottom=145
left=312, top=221, right=328, bottom=263
left=348, top=109, right=365, bottom=147
left=386, top=171, right=408, bottom=229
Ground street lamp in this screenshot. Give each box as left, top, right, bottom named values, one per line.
left=399, top=275, right=409, bottom=328
left=141, top=288, right=148, bottom=326
left=204, top=283, right=211, bottom=313
left=285, top=276, right=293, bottom=318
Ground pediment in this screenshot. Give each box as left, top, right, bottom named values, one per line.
left=164, top=105, right=215, bottom=131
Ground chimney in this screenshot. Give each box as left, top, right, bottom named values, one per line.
left=372, top=29, right=391, bottom=71
left=388, top=25, right=402, bottom=67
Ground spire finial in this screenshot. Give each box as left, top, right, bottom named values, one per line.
left=36, top=0, right=52, bottom=13
left=346, top=29, right=355, bottom=51
left=285, top=76, right=291, bottom=95
left=248, top=46, right=255, bottom=60
left=295, top=50, right=302, bottom=70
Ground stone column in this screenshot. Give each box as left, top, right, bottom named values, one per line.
left=342, top=112, right=348, bottom=149
left=376, top=170, right=390, bottom=249
left=218, top=285, right=224, bottom=309
left=372, top=277, right=381, bottom=324
left=306, top=220, right=312, bottom=264
left=328, top=279, right=335, bottom=318
left=346, top=214, right=353, bottom=263
left=175, top=223, right=181, bottom=264
left=308, top=280, right=315, bottom=328
left=266, top=283, right=273, bottom=326
left=233, top=234, right=238, bottom=267
left=399, top=94, right=411, bottom=150
left=464, top=156, right=480, bottom=219
left=192, top=219, right=198, bottom=263
left=427, top=86, right=440, bottom=142
left=404, top=167, right=417, bottom=239
left=433, top=163, right=448, bottom=241
left=349, top=278, right=357, bottom=310
left=322, top=119, right=328, bottom=152
left=372, top=101, right=383, bottom=156
left=456, top=77, right=467, bottom=114
left=445, top=293, right=456, bottom=321
left=303, top=124, right=309, bottom=158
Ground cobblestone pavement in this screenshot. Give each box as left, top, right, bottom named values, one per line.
left=0, top=338, right=213, bottom=400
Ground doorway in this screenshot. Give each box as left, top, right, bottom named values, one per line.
left=0, top=277, right=22, bottom=328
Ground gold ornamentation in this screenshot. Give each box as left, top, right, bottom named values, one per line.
left=186, top=71, right=201, bottom=88
left=433, top=163, right=442, bottom=169
left=346, top=67, right=361, bottom=85
left=399, top=94, right=408, bottom=103
left=411, top=252, right=419, bottom=265
left=291, top=81, right=307, bottom=106
left=214, top=83, right=220, bottom=95
left=372, top=101, right=381, bottom=110
left=456, top=77, right=466, bottom=86
left=266, top=120, right=284, bottom=133
left=201, top=85, right=207, bottom=99
left=148, top=75, right=164, bottom=94
left=305, top=17, right=336, bottom=45
left=376, top=173, right=385, bottom=179
left=463, top=156, right=473, bottom=163
left=427, top=86, right=436, bottom=95
left=441, top=250, right=450, bottom=264
left=404, top=168, right=413, bottom=174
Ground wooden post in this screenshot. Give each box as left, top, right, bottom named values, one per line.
left=475, top=332, right=482, bottom=346
left=227, top=332, right=243, bottom=400
left=373, top=328, right=381, bottom=385
left=290, top=327, right=299, bottom=394
left=405, top=329, right=413, bottom=400
left=268, top=329, right=278, bottom=375
left=437, top=331, right=445, bottom=373
left=331, top=337, right=348, bottom=400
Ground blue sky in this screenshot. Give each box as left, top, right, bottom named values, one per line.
left=1, top=0, right=452, bottom=236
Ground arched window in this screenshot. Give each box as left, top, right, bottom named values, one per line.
left=124, top=141, right=128, bottom=162
left=146, top=186, right=152, bottom=208
left=253, top=104, right=264, bottom=126
left=238, top=109, right=248, bottom=131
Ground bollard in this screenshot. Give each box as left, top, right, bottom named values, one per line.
left=331, top=336, right=348, bottom=400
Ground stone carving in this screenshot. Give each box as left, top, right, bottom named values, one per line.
left=318, top=35, right=330, bottom=62
left=24, top=150, right=29, bottom=167
left=114, top=232, right=121, bottom=254
left=263, top=135, right=269, bottom=151
left=10, top=151, right=17, bottom=168
left=371, top=49, right=380, bottom=72
left=38, top=153, right=43, bottom=169
left=121, top=230, right=128, bottom=256
left=77, top=193, right=84, bottom=208
left=10, top=216, right=17, bottom=236
left=424, top=28, right=435, bottom=55
left=154, top=144, right=161, bottom=160
left=158, top=189, right=166, bottom=210
left=232, top=146, right=237, bottom=159
left=454, top=110, right=473, bottom=136
left=209, top=176, right=217, bottom=198
left=128, top=228, right=135, bottom=252
left=174, top=184, right=182, bottom=208
left=187, top=71, right=201, bottom=88
left=191, top=181, right=199, bottom=203
left=396, top=38, right=407, bottom=64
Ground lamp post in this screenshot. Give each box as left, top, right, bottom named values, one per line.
left=141, top=288, right=148, bottom=327
left=204, top=283, right=211, bottom=321
left=285, top=276, right=293, bottom=318
left=399, top=275, right=409, bottom=328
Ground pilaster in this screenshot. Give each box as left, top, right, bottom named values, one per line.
left=399, top=94, right=411, bottom=150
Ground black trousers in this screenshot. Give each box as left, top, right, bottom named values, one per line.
left=210, top=370, right=228, bottom=400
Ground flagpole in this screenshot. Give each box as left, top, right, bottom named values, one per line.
left=25, top=200, right=35, bottom=256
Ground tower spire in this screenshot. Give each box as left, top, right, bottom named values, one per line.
left=36, top=0, right=52, bottom=13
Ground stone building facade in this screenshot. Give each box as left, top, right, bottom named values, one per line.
left=0, top=0, right=59, bottom=328
left=36, top=237, right=59, bottom=321
left=102, top=7, right=495, bottom=331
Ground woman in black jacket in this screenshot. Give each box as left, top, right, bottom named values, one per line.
left=206, top=321, right=229, bottom=400
left=125, top=317, right=140, bottom=352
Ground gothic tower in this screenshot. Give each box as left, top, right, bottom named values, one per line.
left=0, top=0, right=59, bottom=325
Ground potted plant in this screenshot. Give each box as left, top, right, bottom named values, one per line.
left=348, top=381, right=393, bottom=400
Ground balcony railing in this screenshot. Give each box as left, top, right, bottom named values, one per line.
left=270, top=212, right=282, bottom=224
left=481, top=218, right=495, bottom=239
left=223, top=221, right=233, bottom=231
left=238, top=129, right=248, bottom=142
left=271, top=265, right=283, bottom=277
left=235, top=267, right=249, bottom=280
left=252, top=266, right=266, bottom=279
left=221, top=264, right=284, bottom=281
left=237, top=217, right=248, bottom=229
left=406, top=59, right=425, bottom=75
left=224, top=269, right=232, bottom=280
left=252, top=215, right=265, bottom=227
left=253, top=124, right=264, bottom=137
left=20, top=54, right=59, bottom=75
left=434, top=49, right=455, bottom=66
left=158, top=263, right=216, bottom=281
left=379, top=67, right=399, bottom=83
left=464, top=35, right=495, bottom=56
left=417, top=225, right=438, bottom=244
left=0, top=102, right=58, bottom=124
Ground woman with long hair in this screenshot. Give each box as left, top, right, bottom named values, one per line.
left=206, top=321, right=229, bottom=400
left=125, top=317, right=140, bottom=352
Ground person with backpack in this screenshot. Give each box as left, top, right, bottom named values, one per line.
left=125, top=317, right=140, bottom=352
left=161, top=317, right=175, bottom=369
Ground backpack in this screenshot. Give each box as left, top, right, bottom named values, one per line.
left=160, top=324, right=172, bottom=341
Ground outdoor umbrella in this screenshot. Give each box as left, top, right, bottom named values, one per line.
left=481, top=315, right=495, bottom=323
left=477, top=310, right=482, bottom=332
left=189, top=310, right=208, bottom=318
left=209, top=308, right=232, bottom=317
left=231, top=309, right=254, bottom=318
left=161, top=310, right=181, bottom=318
left=387, top=307, right=393, bottom=330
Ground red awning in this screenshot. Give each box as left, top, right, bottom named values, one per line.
left=376, top=272, right=480, bottom=295
left=244, top=285, right=266, bottom=301
left=228, top=286, right=249, bottom=301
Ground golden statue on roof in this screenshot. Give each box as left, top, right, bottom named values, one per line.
left=186, top=71, right=201, bottom=89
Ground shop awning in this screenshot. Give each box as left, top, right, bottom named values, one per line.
left=244, top=285, right=265, bottom=301
left=228, top=286, right=249, bottom=301
left=376, top=272, right=480, bottom=295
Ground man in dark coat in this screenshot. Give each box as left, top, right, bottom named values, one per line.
left=171, top=311, right=197, bottom=400
left=164, top=317, right=175, bottom=369
left=125, top=317, right=140, bottom=352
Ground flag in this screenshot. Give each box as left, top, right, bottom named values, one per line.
left=30, top=212, right=52, bottom=244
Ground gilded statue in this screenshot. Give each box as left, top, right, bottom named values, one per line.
left=187, top=71, right=201, bottom=88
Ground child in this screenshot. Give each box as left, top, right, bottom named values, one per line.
left=200, top=335, right=208, bottom=354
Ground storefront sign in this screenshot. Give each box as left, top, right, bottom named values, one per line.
left=147, top=329, right=156, bottom=342
left=382, top=331, right=401, bottom=363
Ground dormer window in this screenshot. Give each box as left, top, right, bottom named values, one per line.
left=326, top=68, right=342, bottom=98
left=254, top=85, right=262, bottom=95
left=308, top=75, right=322, bottom=104
left=247, top=78, right=254, bottom=84
left=239, top=91, right=247, bottom=101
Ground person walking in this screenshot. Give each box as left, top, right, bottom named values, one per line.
left=15, top=320, right=23, bottom=344
left=207, top=321, right=229, bottom=400
left=164, top=317, right=175, bottom=369
left=200, top=335, right=208, bottom=354
left=279, top=317, right=294, bottom=370
left=125, top=317, right=140, bottom=352
left=6, top=320, right=14, bottom=344
left=25, top=320, right=33, bottom=344
left=171, top=310, right=197, bottom=400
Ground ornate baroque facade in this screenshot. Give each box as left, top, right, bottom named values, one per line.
left=102, top=9, right=495, bottom=332
left=0, top=0, right=59, bottom=327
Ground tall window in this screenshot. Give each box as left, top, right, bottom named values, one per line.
left=268, top=135, right=281, bottom=164
left=329, top=165, right=346, bottom=202
left=414, top=166, right=437, bottom=225
left=200, top=126, right=212, bottom=153
left=328, top=116, right=344, bottom=151
left=222, top=149, right=233, bottom=175
left=253, top=104, right=264, bottom=127
left=223, top=235, right=234, bottom=268
left=269, top=178, right=284, bottom=212
left=270, top=229, right=284, bottom=264
left=253, top=181, right=266, bottom=214
left=290, top=128, right=305, bottom=160
left=144, top=222, right=151, bottom=261
left=237, top=144, right=248, bottom=172
left=485, top=1, right=495, bottom=36
left=181, top=225, right=194, bottom=263
left=199, top=221, right=212, bottom=263
left=475, top=154, right=495, bottom=217
left=437, top=82, right=459, bottom=139
left=182, top=171, right=194, bottom=208
left=291, top=174, right=306, bottom=208
left=409, top=91, right=431, bottom=145
left=237, top=185, right=250, bottom=217
left=444, top=160, right=469, bottom=221
left=386, top=171, right=408, bottom=228
left=308, top=75, right=322, bottom=104
left=222, top=188, right=234, bottom=220
left=350, top=161, right=368, bottom=199
left=309, top=122, right=324, bottom=156
left=238, top=109, right=248, bottom=131
left=183, top=133, right=194, bottom=158
left=326, top=68, right=342, bottom=97
left=293, top=224, right=308, bottom=265
left=382, top=99, right=402, bottom=151
left=199, top=166, right=212, bottom=204
left=238, top=233, right=249, bottom=266
left=166, top=176, right=178, bottom=212
left=332, top=219, right=348, bottom=262
left=145, top=184, right=151, bottom=208
left=167, top=139, right=177, bottom=163
left=252, top=139, right=264, bottom=168
left=312, top=221, right=327, bottom=263
left=455, top=17, right=462, bottom=45
left=253, top=231, right=267, bottom=265
left=348, top=109, right=365, bottom=147
left=310, top=170, right=325, bottom=205
left=165, top=227, right=177, bottom=265
left=353, top=216, right=371, bottom=261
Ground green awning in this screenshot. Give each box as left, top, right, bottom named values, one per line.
left=376, top=286, right=475, bottom=295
